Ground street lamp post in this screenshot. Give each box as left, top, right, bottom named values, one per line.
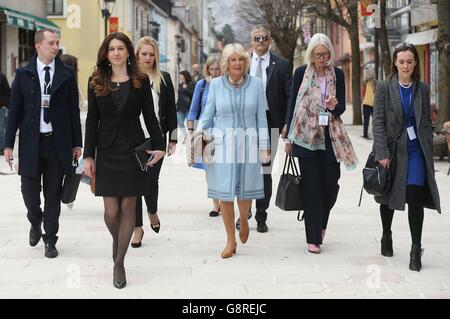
left=101, top=0, right=116, bottom=38
left=175, top=34, right=183, bottom=86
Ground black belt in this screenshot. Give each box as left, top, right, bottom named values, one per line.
left=40, top=132, right=53, bottom=137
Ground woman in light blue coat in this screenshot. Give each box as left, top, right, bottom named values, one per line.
left=196, top=43, right=270, bottom=258
left=187, top=55, right=222, bottom=217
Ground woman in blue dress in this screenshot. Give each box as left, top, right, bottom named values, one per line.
left=373, top=43, right=441, bottom=271
left=195, top=43, right=270, bottom=258
left=186, top=55, right=222, bottom=217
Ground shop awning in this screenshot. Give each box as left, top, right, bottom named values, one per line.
left=0, top=6, right=60, bottom=32
left=404, top=28, right=438, bottom=46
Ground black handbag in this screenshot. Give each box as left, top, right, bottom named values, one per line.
left=61, top=159, right=81, bottom=204
left=275, top=155, right=303, bottom=211
left=132, top=138, right=153, bottom=172
left=360, top=125, right=403, bottom=203
left=362, top=151, right=395, bottom=196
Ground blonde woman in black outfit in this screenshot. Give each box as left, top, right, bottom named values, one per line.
left=83, top=32, right=165, bottom=289
left=131, top=36, right=177, bottom=247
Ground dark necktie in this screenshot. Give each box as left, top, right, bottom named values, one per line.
left=43, top=66, right=51, bottom=124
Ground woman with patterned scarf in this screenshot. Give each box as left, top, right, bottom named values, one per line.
left=284, top=33, right=358, bottom=254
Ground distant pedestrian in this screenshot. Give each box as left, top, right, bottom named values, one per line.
left=83, top=32, right=165, bottom=288
left=192, top=63, right=204, bottom=82
left=362, top=73, right=376, bottom=139
left=195, top=43, right=270, bottom=258
left=372, top=42, right=441, bottom=271
left=285, top=33, right=358, bottom=254
left=0, top=71, right=11, bottom=156
left=236, top=25, right=292, bottom=233
left=130, top=36, right=177, bottom=248
left=176, top=70, right=195, bottom=141
left=186, top=55, right=221, bottom=217
left=3, top=29, right=82, bottom=258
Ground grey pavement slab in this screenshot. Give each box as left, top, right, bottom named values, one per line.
left=0, top=107, right=449, bottom=299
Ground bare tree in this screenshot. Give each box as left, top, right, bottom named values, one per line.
left=378, top=0, right=391, bottom=77
left=437, top=0, right=450, bottom=124
left=312, top=0, right=362, bottom=125
left=235, top=0, right=306, bottom=68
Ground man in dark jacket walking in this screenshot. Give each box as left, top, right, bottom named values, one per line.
left=4, top=29, right=82, bottom=258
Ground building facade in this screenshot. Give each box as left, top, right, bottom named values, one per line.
left=0, top=0, right=59, bottom=83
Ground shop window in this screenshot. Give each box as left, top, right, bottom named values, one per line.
left=47, top=0, right=64, bottom=16
left=18, top=29, right=35, bottom=66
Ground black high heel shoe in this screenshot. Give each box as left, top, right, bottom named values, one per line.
left=409, top=243, right=423, bottom=272
left=113, top=265, right=126, bottom=289
left=381, top=233, right=393, bottom=257
left=148, top=213, right=160, bottom=233
left=131, top=228, right=144, bottom=248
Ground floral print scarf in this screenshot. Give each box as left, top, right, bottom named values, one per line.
left=288, top=64, right=358, bottom=170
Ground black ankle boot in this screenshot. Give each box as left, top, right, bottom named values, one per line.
left=381, top=233, right=393, bottom=257
left=409, top=243, right=423, bottom=272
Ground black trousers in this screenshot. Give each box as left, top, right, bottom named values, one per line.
left=363, top=104, right=373, bottom=138
left=21, top=135, right=64, bottom=244
left=299, top=154, right=340, bottom=245
left=135, top=155, right=164, bottom=227
left=255, top=111, right=279, bottom=223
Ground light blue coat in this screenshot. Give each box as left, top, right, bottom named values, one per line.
left=197, top=75, right=269, bottom=201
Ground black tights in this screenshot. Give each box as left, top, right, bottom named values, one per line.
left=103, top=196, right=136, bottom=280
left=380, top=185, right=424, bottom=245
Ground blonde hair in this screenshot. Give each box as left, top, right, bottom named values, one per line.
left=304, top=33, right=335, bottom=66
left=220, top=43, right=251, bottom=76
left=203, top=54, right=221, bottom=79
left=135, top=36, right=166, bottom=94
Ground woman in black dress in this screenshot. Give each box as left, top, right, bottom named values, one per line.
left=83, top=32, right=165, bottom=289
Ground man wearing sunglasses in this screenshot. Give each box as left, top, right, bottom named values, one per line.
left=236, top=25, right=292, bottom=233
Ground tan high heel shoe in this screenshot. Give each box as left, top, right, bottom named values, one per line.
left=239, top=224, right=249, bottom=244
left=221, top=242, right=237, bottom=259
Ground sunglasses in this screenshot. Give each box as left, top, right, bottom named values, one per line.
left=254, top=35, right=269, bottom=43
left=395, top=42, right=413, bottom=49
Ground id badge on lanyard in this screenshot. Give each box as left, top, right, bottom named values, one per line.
left=319, top=111, right=329, bottom=126
left=41, top=94, right=51, bottom=108
left=42, top=81, right=51, bottom=108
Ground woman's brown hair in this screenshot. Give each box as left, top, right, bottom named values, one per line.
left=389, top=42, right=421, bottom=83
left=90, top=32, right=145, bottom=96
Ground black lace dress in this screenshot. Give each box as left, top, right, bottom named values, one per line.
left=95, top=80, right=149, bottom=196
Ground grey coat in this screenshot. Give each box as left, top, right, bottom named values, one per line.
left=372, top=76, right=441, bottom=213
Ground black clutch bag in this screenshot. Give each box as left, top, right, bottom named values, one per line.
left=132, top=138, right=153, bottom=172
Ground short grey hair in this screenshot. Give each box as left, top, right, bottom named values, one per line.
left=304, top=33, right=335, bottom=66
left=251, top=25, right=271, bottom=39
left=220, top=43, right=251, bottom=76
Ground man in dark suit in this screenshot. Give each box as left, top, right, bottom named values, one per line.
left=236, top=25, right=292, bottom=233
left=4, top=29, right=82, bottom=258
